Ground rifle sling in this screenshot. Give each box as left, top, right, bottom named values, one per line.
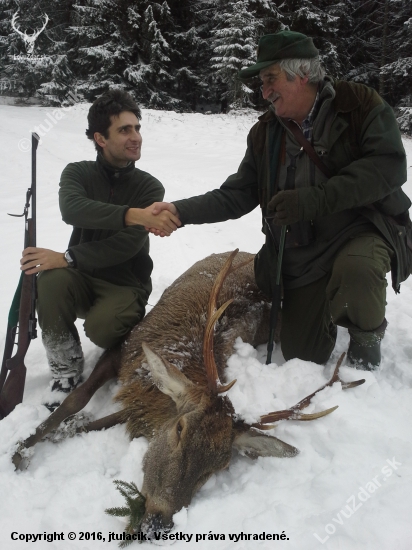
left=281, top=118, right=333, bottom=179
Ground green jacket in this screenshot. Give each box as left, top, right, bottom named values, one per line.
left=59, top=154, right=164, bottom=294
left=174, top=79, right=410, bottom=293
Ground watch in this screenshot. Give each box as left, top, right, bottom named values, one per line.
left=64, top=250, right=75, bottom=268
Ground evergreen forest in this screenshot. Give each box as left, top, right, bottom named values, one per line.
left=0, top=0, right=411, bottom=133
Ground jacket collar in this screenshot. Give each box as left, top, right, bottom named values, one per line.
left=97, top=152, right=135, bottom=179
left=328, top=77, right=361, bottom=113
left=258, top=107, right=276, bottom=123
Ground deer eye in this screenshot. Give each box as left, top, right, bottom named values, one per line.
left=176, top=420, right=183, bottom=439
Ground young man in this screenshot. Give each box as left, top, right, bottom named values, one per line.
left=21, top=90, right=180, bottom=409
left=148, top=31, right=410, bottom=370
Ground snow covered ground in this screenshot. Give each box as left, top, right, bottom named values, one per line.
left=0, top=103, right=411, bottom=550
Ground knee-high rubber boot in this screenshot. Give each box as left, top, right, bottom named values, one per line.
left=42, top=332, right=85, bottom=412
left=347, top=319, right=387, bottom=371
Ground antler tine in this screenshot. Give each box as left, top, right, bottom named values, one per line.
left=203, top=298, right=235, bottom=392
left=11, top=13, right=25, bottom=38
left=34, top=14, right=49, bottom=38
left=203, top=249, right=253, bottom=394
left=206, top=249, right=238, bottom=318
left=252, top=353, right=365, bottom=429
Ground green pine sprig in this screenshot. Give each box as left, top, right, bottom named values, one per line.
left=105, top=480, right=146, bottom=548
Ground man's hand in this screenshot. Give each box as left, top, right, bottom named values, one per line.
left=21, top=247, right=68, bottom=275
left=125, top=203, right=181, bottom=236
left=145, top=202, right=181, bottom=238
left=267, top=190, right=301, bottom=226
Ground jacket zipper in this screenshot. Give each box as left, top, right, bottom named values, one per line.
left=109, top=183, right=115, bottom=203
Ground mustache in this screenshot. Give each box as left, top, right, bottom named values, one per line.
left=267, top=93, right=280, bottom=102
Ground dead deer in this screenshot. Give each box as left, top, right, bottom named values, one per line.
left=11, top=250, right=364, bottom=537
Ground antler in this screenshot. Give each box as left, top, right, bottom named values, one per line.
left=11, top=13, right=26, bottom=39
left=203, top=249, right=254, bottom=394
left=251, top=353, right=365, bottom=429
left=33, top=14, right=49, bottom=40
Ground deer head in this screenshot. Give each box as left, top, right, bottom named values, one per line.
left=11, top=11, right=49, bottom=55
left=139, top=343, right=299, bottom=536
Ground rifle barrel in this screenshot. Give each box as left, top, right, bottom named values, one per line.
left=31, top=133, right=39, bottom=247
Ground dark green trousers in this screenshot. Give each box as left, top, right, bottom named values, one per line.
left=280, top=232, right=394, bottom=364
left=37, top=268, right=147, bottom=378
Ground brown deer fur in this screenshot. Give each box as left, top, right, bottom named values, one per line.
left=116, top=251, right=270, bottom=439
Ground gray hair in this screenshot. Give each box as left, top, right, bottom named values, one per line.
left=279, top=58, right=325, bottom=83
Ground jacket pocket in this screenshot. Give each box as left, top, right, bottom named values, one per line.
left=403, top=224, right=412, bottom=275
left=385, top=220, right=412, bottom=285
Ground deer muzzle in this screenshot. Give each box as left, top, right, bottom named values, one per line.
left=140, top=509, right=173, bottom=539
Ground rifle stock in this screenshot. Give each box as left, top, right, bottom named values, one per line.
left=0, top=133, right=39, bottom=419
left=0, top=326, right=17, bottom=415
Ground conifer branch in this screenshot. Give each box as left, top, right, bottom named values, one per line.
left=105, top=479, right=146, bottom=547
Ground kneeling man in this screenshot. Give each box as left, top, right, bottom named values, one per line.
left=21, top=90, right=180, bottom=409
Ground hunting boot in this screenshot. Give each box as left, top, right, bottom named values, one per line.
left=42, top=334, right=85, bottom=412
left=347, top=319, right=387, bottom=371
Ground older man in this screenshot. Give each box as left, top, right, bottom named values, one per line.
left=149, top=31, right=410, bottom=370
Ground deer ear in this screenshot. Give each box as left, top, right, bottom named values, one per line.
left=142, top=343, right=193, bottom=404
left=233, top=428, right=299, bottom=459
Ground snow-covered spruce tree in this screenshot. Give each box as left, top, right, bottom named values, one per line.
left=124, top=2, right=180, bottom=110
left=317, top=0, right=357, bottom=79
left=210, top=0, right=263, bottom=109
left=250, top=0, right=285, bottom=34
left=0, top=0, right=15, bottom=72
left=154, top=0, right=210, bottom=110
left=66, top=0, right=134, bottom=101
left=379, top=0, right=412, bottom=134
left=37, top=55, right=74, bottom=105
left=35, top=0, right=75, bottom=105
left=172, top=26, right=209, bottom=111
left=341, top=0, right=412, bottom=134
left=179, top=0, right=225, bottom=110
left=0, top=0, right=23, bottom=96
left=344, top=1, right=407, bottom=94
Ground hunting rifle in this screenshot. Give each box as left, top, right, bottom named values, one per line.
left=0, top=133, right=39, bottom=419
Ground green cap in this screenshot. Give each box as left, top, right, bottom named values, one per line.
left=238, top=31, right=319, bottom=79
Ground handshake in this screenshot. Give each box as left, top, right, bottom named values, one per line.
left=125, top=202, right=180, bottom=237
